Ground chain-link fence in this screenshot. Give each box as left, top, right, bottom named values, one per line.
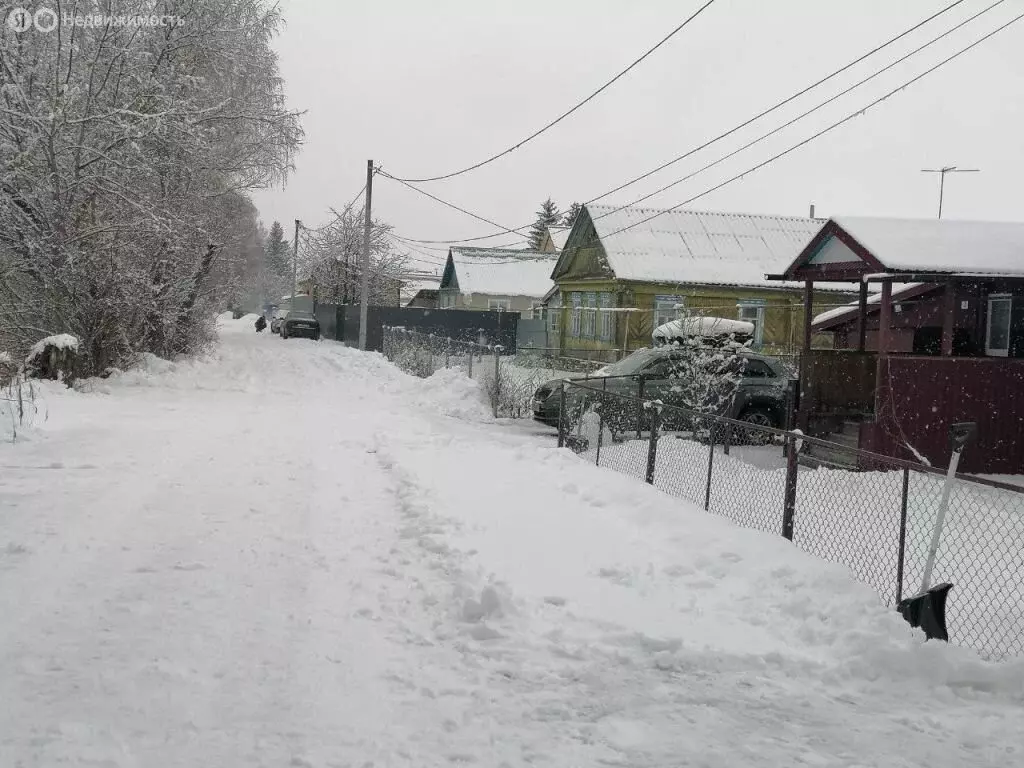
left=382, top=326, right=602, bottom=418
left=557, top=379, right=1024, bottom=660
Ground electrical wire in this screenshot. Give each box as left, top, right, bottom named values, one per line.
left=387, top=0, right=718, bottom=183
left=384, top=0, right=973, bottom=246
left=597, top=9, right=1024, bottom=242
left=591, top=0, right=1006, bottom=222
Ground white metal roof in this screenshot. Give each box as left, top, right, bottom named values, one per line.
left=812, top=283, right=925, bottom=327
left=587, top=204, right=821, bottom=288
left=448, top=248, right=558, bottom=299
left=833, top=216, right=1024, bottom=276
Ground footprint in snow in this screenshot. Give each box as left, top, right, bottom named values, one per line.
left=173, top=562, right=206, bottom=572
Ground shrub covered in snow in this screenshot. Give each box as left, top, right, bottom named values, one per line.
left=25, top=335, right=81, bottom=385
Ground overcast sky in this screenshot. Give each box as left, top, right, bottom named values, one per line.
left=252, top=0, right=1024, bottom=274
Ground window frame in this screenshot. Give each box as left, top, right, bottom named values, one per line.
left=654, top=295, right=685, bottom=328
left=599, top=292, right=614, bottom=341
left=737, top=299, right=767, bottom=347
left=570, top=292, right=582, bottom=337
left=488, top=298, right=511, bottom=312
left=583, top=291, right=597, bottom=338
left=986, top=294, right=1012, bottom=357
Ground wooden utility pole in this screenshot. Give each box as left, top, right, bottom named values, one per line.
left=358, top=160, right=374, bottom=351
left=292, top=219, right=300, bottom=303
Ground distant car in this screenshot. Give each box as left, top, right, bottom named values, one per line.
left=280, top=310, right=320, bottom=340
left=532, top=347, right=794, bottom=435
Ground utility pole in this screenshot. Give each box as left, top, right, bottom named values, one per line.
left=921, top=167, right=979, bottom=219
left=292, top=219, right=300, bottom=303
left=358, top=159, right=374, bottom=351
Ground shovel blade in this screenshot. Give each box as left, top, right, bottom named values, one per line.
left=897, top=583, right=953, bottom=642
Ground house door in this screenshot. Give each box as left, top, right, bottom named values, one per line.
left=985, top=295, right=1012, bottom=357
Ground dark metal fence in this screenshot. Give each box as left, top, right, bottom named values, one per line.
left=558, top=378, right=1024, bottom=660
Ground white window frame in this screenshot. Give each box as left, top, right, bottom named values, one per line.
left=986, top=294, right=1012, bottom=357
left=549, top=304, right=561, bottom=333
left=570, top=292, right=582, bottom=337
left=654, top=295, right=685, bottom=328
left=737, top=299, right=766, bottom=348
left=599, top=292, right=613, bottom=341
left=488, top=298, right=511, bottom=312
left=528, top=302, right=543, bottom=320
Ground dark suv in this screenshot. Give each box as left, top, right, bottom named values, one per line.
left=532, top=347, right=794, bottom=432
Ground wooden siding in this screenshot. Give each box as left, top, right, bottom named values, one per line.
left=799, top=350, right=877, bottom=424
left=863, top=357, right=1024, bottom=474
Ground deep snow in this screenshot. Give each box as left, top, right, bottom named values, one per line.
left=1, top=316, right=1022, bottom=767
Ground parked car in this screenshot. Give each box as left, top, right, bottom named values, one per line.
left=280, top=310, right=321, bottom=340
left=270, top=307, right=287, bottom=334
left=532, top=347, right=794, bottom=436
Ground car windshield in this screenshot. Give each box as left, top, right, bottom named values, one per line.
left=596, top=349, right=666, bottom=376
left=288, top=312, right=314, bottom=320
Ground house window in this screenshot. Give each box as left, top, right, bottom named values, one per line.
left=654, top=295, right=685, bottom=328
left=737, top=300, right=766, bottom=347
left=986, top=294, right=1012, bottom=357
left=599, top=293, right=613, bottom=341
left=529, top=302, right=543, bottom=320
left=570, top=292, right=582, bottom=337
left=488, top=299, right=511, bottom=312
left=583, top=292, right=597, bottom=337
left=550, top=304, right=561, bottom=333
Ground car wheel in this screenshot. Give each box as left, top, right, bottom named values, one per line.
left=736, top=408, right=777, bottom=445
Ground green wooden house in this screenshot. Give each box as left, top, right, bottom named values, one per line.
left=548, top=203, right=857, bottom=360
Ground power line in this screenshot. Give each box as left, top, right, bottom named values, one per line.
left=585, top=0, right=971, bottom=206
left=592, top=0, right=1005, bottom=222
left=384, top=0, right=970, bottom=246
left=597, top=9, right=1024, bottom=243
left=387, top=0, right=718, bottom=183
left=379, top=173, right=532, bottom=238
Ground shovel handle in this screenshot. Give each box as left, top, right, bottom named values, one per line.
left=919, top=448, right=963, bottom=594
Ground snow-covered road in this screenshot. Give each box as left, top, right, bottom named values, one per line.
left=2, top=318, right=1022, bottom=767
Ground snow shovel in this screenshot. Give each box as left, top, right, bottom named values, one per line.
left=897, top=422, right=975, bottom=642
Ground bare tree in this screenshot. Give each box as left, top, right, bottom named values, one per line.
left=300, top=206, right=409, bottom=306
left=0, top=0, right=304, bottom=374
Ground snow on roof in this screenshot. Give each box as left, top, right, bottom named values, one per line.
left=834, top=216, right=1024, bottom=276
left=448, top=248, right=558, bottom=298
left=812, top=283, right=926, bottom=327
left=587, top=204, right=822, bottom=288
left=546, top=226, right=570, bottom=251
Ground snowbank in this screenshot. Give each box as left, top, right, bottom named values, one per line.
left=413, top=367, right=493, bottom=422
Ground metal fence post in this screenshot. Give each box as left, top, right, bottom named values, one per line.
left=704, top=416, right=716, bottom=511
left=645, top=406, right=660, bottom=485
left=595, top=378, right=607, bottom=466
left=896, top=467, right=910, bottom=604
left=467, top=344, right=473, bottom=378
left=557, top=381, right=567, bottom=449
left=636, top=376, right=646, bottom=440
left=723, top=419, right=731, bottom=456
left=492, top=345, right=501, bottom=418
left=444, top=340, right=450, bottom=369
left=782, top=433, right=799, bottom=540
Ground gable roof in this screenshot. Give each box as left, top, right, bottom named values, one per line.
left=546, top=225, right=570, bottom=251
left=575, top=204, right=822, bottom=288
left=780, top=216, right=1024, bottom=280
left=442, top=247, right=557, bottom=299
